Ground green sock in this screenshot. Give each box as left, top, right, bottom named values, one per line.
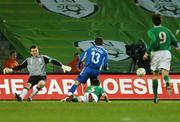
left=153, top=79, right=158, bottom=99
left=72, top=96, right=78, bottom=102
left=163, top=75, right=169, bottom=83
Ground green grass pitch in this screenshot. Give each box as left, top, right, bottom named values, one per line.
left=0, top=101, right=180, bottom=122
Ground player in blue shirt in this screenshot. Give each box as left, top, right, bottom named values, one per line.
left=66, top=37, right=108, bottom=101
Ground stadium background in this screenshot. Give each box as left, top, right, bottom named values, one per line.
left=0, top=1, right=180, bottom=122
left=0, top=0, right=179, bottom=73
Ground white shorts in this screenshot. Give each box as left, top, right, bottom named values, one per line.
left=79, top=93, right=98, bottom=103
left=150, top=50, right=171, bottom=71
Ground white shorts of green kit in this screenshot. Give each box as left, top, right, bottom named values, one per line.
left=151, top=50, right=171, bottom=71
left=79, top=93, right=98, bottom=103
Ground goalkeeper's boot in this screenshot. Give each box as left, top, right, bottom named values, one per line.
left=27, top=97, right=32, bottom=102
left=15, top=93, right=22, bottom=102
left=153, top=98, right=159, bottom=104
left=164, top=82, right=172, bottom=95
left=88, top=93, right=94, bottom=102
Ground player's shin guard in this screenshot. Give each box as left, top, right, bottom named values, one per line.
left=20, top=87, right=29, bottom=100
left=29, top=87, right=41, bottom=99
left=153, top=79, right=158, bottom=99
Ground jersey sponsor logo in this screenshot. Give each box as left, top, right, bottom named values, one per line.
left=74, top=40, right=129, bottom=61
left=37, top=0, right=98, bottom=18
left=135, top=0, right=180, bottom=18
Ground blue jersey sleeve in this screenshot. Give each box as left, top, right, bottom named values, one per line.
left=77, top=49, right=88, bottom=69
left=103, top=52, right=108, bottom=70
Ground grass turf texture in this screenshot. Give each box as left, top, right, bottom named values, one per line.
left=0, top=101, right=179, bottom=122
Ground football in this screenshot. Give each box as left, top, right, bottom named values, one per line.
left=136, top=68, right=146, bottom=77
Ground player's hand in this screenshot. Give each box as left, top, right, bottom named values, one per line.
left=143, top=52, right=148, bottom=60
left=62, top=65, right=72, bottom=73
left=104, top=66, right=109, bottom=71
left=60, top=97, right=68, bottom=102
left=3, top=68, right=13, bottom=74
left=175, top=48, right=180, bottom=51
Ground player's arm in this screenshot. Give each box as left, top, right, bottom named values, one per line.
left=176, top=48, right=180, bottom=51
left=169, top=29, right=178, bottom=47
left=43, top=55, right=71, bottom=72
left=143, top=31, right=157, bottom=60
left=3, top=59, right=28, bottom=74
left=147, top=31, right=157, bottom=54
left=102, top=93, right=110, bottom=103
left=13, top=59, right=27, bottom=71
left=168, top=30, right=179, bottom=50
left=43, top=55, right=63, bottom=66
left=77, top=50, right=87, bottom=69
left=103, top=52, right=109, bottom=71
left=101, top=88, right=110, bottom=103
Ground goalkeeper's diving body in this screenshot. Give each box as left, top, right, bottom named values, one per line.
left=3, top=45, right=71, bottom=102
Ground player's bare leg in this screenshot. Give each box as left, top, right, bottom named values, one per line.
left=27, top=80, right=45, bottom=102
left=15, top=83, right=32, bottom=102
left=162, top=69, right=172, bottom=95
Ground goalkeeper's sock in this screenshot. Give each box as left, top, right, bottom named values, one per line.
left=29, top=87, right=41, bottom=98
left=20, top=87, right=29, bottom=99
left=69, top=84, right=77, bottom=94
left=163, top=75, right=170, bottom=86
left=153, top=79, right=158, bottom=99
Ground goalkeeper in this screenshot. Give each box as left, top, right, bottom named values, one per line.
left=3, top=45, right=71, bottom=102
left=61, top=79, right=110, bottom=103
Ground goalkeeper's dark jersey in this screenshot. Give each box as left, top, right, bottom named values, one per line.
left=12, top=55, right=62, bottom=76
left=147, top=25, right=177, bottom=54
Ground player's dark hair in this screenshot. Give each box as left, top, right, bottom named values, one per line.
left=10, top=50, right=16, bottom=56
left=30, top=45, right=38, bottom=50
left=95, top=37, right=103, bottom=46
left=152, top=14, right=162, bottom=26
left=91, top=79, right=100, bottom=86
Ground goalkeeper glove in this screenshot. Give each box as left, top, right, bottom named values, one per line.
left=61, top=65, right=72, bottom=73
left=3, top=68, right=13, bottom=74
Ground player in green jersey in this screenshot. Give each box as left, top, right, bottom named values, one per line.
left=143, top=14, right=178, bottom=103
left=61, top=79, right=110, bottom=103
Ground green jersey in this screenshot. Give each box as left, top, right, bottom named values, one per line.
left=147, top=26, right=177, bottom=54
left=85, top=85, right=105, bottom=101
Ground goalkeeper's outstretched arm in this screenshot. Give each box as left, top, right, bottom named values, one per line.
left=43, top=55, right=71, bottom=72
left=3, top=59, right=27, bottom=74
left=12, top=59, right=28, bottom=71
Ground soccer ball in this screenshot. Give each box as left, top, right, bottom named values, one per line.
left=136, top=68, right=146, bottom=77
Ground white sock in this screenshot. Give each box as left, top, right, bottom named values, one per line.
left=20, top=88, right=28, bottom=99
left=29, top=87, right=39, bottom=98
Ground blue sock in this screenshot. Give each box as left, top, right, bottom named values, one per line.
left=69, top=84, right=78, bottom=94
